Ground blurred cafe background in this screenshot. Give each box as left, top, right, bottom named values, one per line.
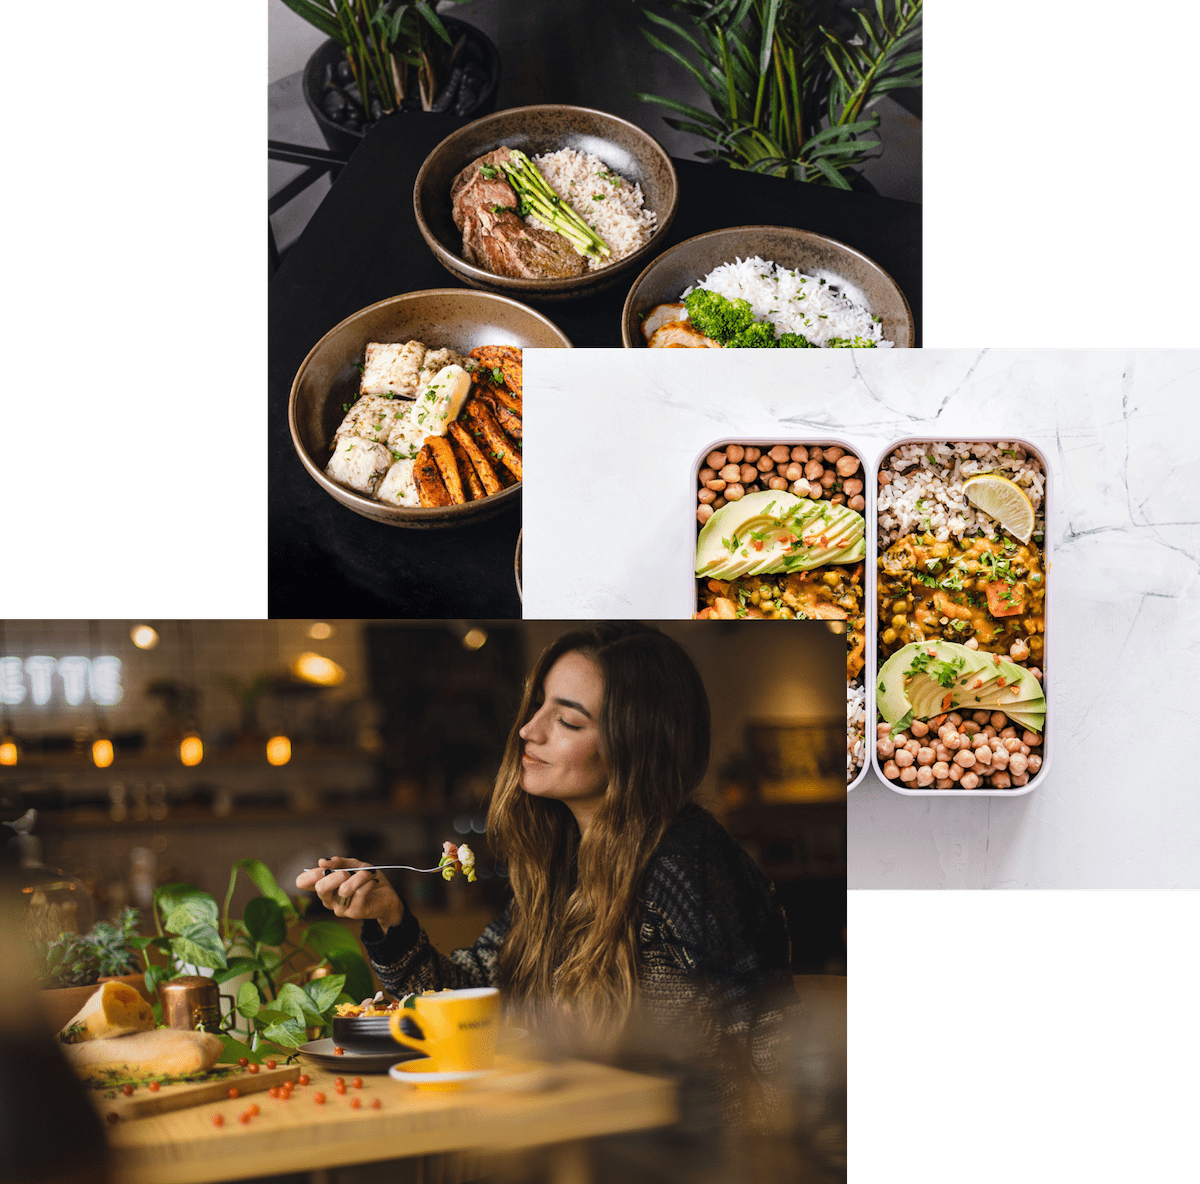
left=1, top=618, right=846, bottom=1183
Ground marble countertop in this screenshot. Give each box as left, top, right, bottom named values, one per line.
left=524, top=348, right=1199, bottom=888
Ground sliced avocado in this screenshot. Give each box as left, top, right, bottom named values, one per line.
left=877, top=642, right=986, bottom=727
left=973, top=661, right=1045, bottom=709
left=1002, top=703, right=1046, bottom=732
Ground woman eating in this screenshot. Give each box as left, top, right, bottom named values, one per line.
left=295, top=622, right=796, bottom=1111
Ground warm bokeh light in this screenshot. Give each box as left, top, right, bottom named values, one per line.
left=266, top=735, right=292, bottom=766
left=291, top=652, right=345, bottom=686
left=179, top=733, right=204, bottom=767
left=462, top=628, right=488, bottom=651
left=308, top=622, right=334, bottom=640
left=0, top=740, right=16, bottom=766
left=91, top=738, right=114, bottom=768
left=130, top=625, right=159, bottom=649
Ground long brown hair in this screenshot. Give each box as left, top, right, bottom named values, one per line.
left=487, top=623, right=711, bottom=1044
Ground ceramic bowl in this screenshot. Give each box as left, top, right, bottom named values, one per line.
left=289, top=289, right=570, bottom=529
left=414, top=104, right=679, bottom=302
left=620, top=225, right=915, bottom=348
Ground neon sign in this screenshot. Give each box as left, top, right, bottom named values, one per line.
left=0, top=657, right=124, bottom=707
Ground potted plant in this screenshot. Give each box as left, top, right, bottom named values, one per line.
left=279, top=0, right=502, bottom=158
left=133, top=859, right=374, bottom=1062
left=636, top=0, right=921, bottom=189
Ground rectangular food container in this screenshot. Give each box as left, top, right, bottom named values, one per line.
left=689, top=436, right=874, bottom=792
left=869, top=436, right=1053, bottom=797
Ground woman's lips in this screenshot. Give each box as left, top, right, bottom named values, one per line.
left=521, top=749, right=548, bottom=766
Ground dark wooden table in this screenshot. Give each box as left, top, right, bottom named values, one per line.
left=269, top=113, right=921, bottom=617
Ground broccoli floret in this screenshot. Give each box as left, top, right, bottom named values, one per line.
left=826, top=335, right=878, bottom=348
left=776, top=332, right=815, bottom=349
left=683, top=289, right=756, bottom=343
left=726, top=321, right=780, bottom=349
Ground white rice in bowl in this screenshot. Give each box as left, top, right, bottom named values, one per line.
left=847, top=680, right=866, bottom=782
left=528, top=148, right=656, bottom=271
left=683, top=256, right=891, bottom=348
left=877, top=441, right=1046, bottom=549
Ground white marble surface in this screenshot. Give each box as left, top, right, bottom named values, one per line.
left=524, top=349, right=1200, bottom=887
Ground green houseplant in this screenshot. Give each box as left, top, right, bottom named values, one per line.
left=37, top=908, right=142, bottom=988
left=637, top=0, right=922, bottom=188
left=134, top=859, right=374, bottom=1062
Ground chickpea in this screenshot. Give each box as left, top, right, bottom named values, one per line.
left=1003, top=737, right=1020, bottom=754
left=1027, top=754, right=1042, bottom=774
left=983, top=726, right=997, bottom=739
left=947, top=713, right=963, bottom=727
left=698, top=488, right=716, bottom=505
left=768, top=444, right=790, bottom=463
left=892, top=731, right=909, bottom=745
left=706, top=451, right=727, bottom=469
left=785, top=463, right=803, bottom=482
left=806, top=482, right=824, bottom=499
left=971, top=710, right=990, bottom=725
left=974, top=746, right=992, bottom=766
left=916, top=747, right=935, bottom=766
left=916, top=766, right=934, bottom=787
left=725, top=444, right=745, bottom=463
left=964, top=637, right=979, bottom=650
left=789, top=479, right=808, bottom=497
left=928, top=761, right=949, bottom=780
left=698, top=467, right=715, bottom=484
left=882, top=760, right=900, bottom=779
left=909, top=720, right=929, bottom=738
left=1022, top=730, right=1042, bottom=747
left=1028, top=667, right=1043, bottom=681
left=878, top=470, right=891, bottom=485
left=877, top=723, right=892, bottom=737
left=1010, top=771, right=1029, bottom=787
left=882, top=627, right=897, bottom=644
left=1000, top=726, right=1017, bottom=740
left=768, top=476, right=789, bottom=490
left=735, top=464, right=755, bottom=485
left=1009, top=753, right=1028, bottom=776
left=899, top=765, right=917, bottom=783
left=894, top=749, right=914, bottom=768
left=890, top=614, right=906, bottom=631
left=934, top=745, right=951, bottom=763
left=820, top=469, right=837, bottom=489
left=848, top=495, right=866, bottom=511
left=990, top=712, right=1008, bottom=730
left=961, top=720, right=980, bottom=736
left=754, top=455, right=773, bottom=474
left=809, top=447, right=824, bottom=462
left=823, top=446, right=844, bottom=462
left=705, top=478, right=726, bottom=492
left=831, top=493, right=847, bottom=505
left=743, top=446, right=761, bottom=462
left=712, top=496, right=726, bottom=510
left=835, top=454, right=859, bottom=477
left=935, top=778, right=955, bottom=790
left=725, top=483, right=745, bottom=501
left=1009, top=638, right=1030, bottom=662
left=843, top=478, right=864, bottom=496
left=947, top=763, right=963, bottom=782
left=719, top=464, right=739, bottom=482
left=905, top=739, right=921, bottom=756
left=971, top=732, right=989, bottom=749
left=1018, top=743, right=1031, bottom=756
left=877, top=737, right=895, bottom=759
left=959, top=772, right=980, bottom=790
left=804, top=459, right=823, bottom=481
left=790, top=446, right=807, bottom=462
left=942, top=731, right=961, bottom=751
left=953, top=750, right=976, bottom=769
left=696, top=505, right=713, bottom=525
left=989, top=770, right=1012, bottom=789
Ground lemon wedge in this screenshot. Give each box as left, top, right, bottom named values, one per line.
left=961, top=474, right=1035, bottom=542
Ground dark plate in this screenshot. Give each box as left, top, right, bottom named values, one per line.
left=620, top=226, right=915, bottom=348
left=298, top=1037, right=425, bottom=1074
left=289, top=289, right=570, bottom=529
left=331, top=1014, right=407, bottom=1044
left=414, top=104, right=679, bottom=302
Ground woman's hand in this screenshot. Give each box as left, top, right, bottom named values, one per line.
left=295, top=858, right=404, bottom=932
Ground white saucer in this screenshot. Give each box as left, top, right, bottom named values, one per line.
left=388, top=1061, right=495, bottom=1085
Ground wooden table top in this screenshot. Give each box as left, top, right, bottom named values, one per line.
left=104, top=1057, right=677, bottom=1184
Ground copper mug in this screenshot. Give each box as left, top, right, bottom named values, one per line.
left=160, top=975, right=232, bottom=1033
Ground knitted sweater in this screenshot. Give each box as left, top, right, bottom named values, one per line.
left=361, top=805, right=796, bottom=1109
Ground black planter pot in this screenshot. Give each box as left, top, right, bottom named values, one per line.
left=302, top=19, right=501, bottom=160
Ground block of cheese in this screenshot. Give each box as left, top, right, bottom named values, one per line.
left=59, top=981, right=155, bottom=1044
left=62, top=1028, right=223, bottom=1081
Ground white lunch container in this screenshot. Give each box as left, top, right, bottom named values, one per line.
left=689, top=436, right=873, bottom=792
left=869, top=437, right=1053, bottom=798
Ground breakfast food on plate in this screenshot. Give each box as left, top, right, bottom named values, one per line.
left=876, top=442, right=1047, bottom=790
left=59, top=980, right=155, bottom=1044
left=693, top=441, right=869, bottom=783
left=62, top=1027, right=224, bottom=1081
left=451, top=147, right=656, bottom=278
left=642, top=257, right=891, bottom=348
left=325, top=342, right=522, bottom=507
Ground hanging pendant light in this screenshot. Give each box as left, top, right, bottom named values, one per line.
left=91, top=732, right=114, bottom=768
left=177, top=622, right=204, bottom=766
left=179, top=732, right=204, bottom=766
left=265, top=735, right=291, bottom=766
left=0, top=732, right=18, bottom=766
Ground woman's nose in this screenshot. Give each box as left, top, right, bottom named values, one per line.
left=519, top=705, right=546, bottom=741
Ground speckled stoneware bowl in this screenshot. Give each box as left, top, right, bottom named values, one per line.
left=414, top=105, right=679, bottom=302
left=289, top=289, right=570, bottom=529
left=620, top=226, right=914, bottom=348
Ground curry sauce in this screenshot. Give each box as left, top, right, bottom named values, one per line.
left=877, top=534, right=1045, bottom=661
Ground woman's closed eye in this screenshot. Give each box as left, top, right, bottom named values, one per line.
left=557, top=716, right=583, bottom=731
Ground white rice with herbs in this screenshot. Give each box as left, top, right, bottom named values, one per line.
left=847, top=680, right=866, bottom=782
left=682, top=256, right=891, bottom=347
left=877, top=441, right=1046, bottom=548
left=527, top=149, right=656, bottom=271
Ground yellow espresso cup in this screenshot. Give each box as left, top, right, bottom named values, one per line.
left=389, top=987, right=500, bottom=1072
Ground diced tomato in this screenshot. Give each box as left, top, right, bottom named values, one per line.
left=985, top=580, right=1024, bottom=617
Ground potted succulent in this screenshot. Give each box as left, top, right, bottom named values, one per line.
left=636, top=0, right=922, bottom=189
left=279, top=0, right=502, bottom=157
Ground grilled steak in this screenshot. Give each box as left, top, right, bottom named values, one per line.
left=450, top=149, right=587, bottom=280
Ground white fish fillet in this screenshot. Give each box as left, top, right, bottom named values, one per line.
left=325, top=436, right=392, bottom=495
left=333, top=395, right=407, bottom=444
left=360, top=341, right=426, bottom=398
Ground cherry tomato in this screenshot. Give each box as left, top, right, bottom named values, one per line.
left=212, top=1114, right=225, bottom=1127
left=297, top=1074, right=310, bottom=1085
left=248, top=1104, right=260, bottom=1117
left=350, top=1096, right=361, bottom=1109
left=237, top=1057, right=249, bottom=1068
left=265, top=1058, right=277, bottom=1070
left=106, top=1113, right=120, bottom=1125
left=371, top=1098, right=382, bottom=1110
left=121, top=1085, right=134, bottom=1096
left=239, top=1112, right=252, bottom=1125
left=352, top=1077, right=363, bottom=1089
left=314, top=1092, right=326, bottom=1105
left=247, top=1063, right=260, bottom=1074
left=334, top=1046, right=344, bottom=1055
left=227, top=1087, right=240, bottom=1099
left=334, top=1077, right=344, bottom=1087
left=148, top=1081, right=161, bottom=1093
left=268, top=1087, right=280, bottom=1099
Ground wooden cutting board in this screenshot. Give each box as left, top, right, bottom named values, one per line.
left=88, top=1062, right=300, bottom=1122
